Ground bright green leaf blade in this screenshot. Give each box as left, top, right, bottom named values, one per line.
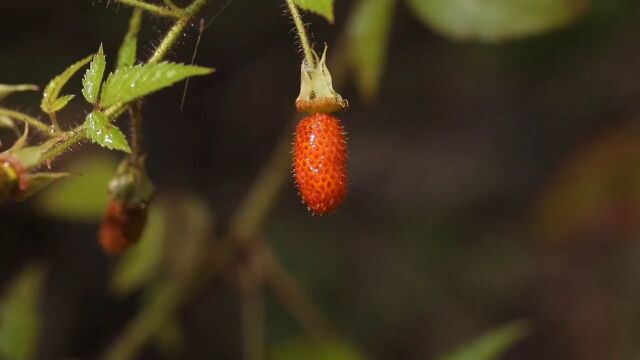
left=84, top=111, right=131, bottom=153
left=272, top=339, right=364, bottom=360
left=347, top=0, right=395, bottom=100
left=35, top=152, right=120, bottom=221
left=406, top=0, right=588, bottom=43
left=293, top=0, right=335, bottom=23
left=50, top=94, right=75, bottom=112
left=438, top=320, right=531, bottom=360
left=117, top=9, right=143, bottom=69
left=0, top=84, right=38, bottom=101
left=0, top=265, right=44, bottom=360
left=111, top=204, right=166, bottom=296
left=100, top=62, right=213, bottom=107
left=82, top=45, right=106, bottom=104
left=41, top=55, right=92, bottom=113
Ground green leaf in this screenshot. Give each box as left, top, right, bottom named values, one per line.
left=36, top=152, right=120, bottom=221
left=117, top=9, right=143, bottom=69
left=50, top=94, right=75, bottom=112
left=0, top=84, right=38, bottom=101
left=272, top=339, right=364, bottom=360
left=293, top=0, right=335, bottom=23
left=0, top=265, right=44, bottom=360
left=14, top=172, right=69, bottom=200
left=11, top=147, right=44, bottom=169
left=84, top=111, right=131, bottom=153
left=41, top=55, right=92, bottom=113
left=82, top=45, right=106, bottom=104
left=111, top=204, right=166, bottom=296
left=406, top=0, right=588, bottom=43
left=438, top=320, right=530, bottom=360
left=100, top=62, right=213, bottom=107
left=346, top=0, right=395, bottom=100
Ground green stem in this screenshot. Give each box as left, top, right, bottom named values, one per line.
left=148, top=0, right=207, bottom=64
left=0, top=108, right=52, bottom=134
left=163, top=0, right=182, bottom=11
left=115, top=0, right=182, bottom=18
left=285, top=0, right=316, bottom=68
left=105, top=283, right=185, bottom=360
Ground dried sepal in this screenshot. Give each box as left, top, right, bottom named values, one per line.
left=295, top=46, right=348, bottom=113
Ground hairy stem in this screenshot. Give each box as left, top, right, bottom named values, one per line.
left=285, top=0, right=316, bottom=68
left=115, top=0, right=182, bottom=18
left=128, top=101, right=143, bottom=157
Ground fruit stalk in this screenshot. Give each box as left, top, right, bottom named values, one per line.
left=285, top=0, right=316, bottom=68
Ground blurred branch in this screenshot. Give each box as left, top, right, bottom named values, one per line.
left=105, top=282, right=187, bottom=360
left=115, top=0, right=182, bottom=18
left=0, top=108, right=51, bottom=135
left=238, top=254, right=266, bottom=360
left=263, top=247, right=337, bottom=341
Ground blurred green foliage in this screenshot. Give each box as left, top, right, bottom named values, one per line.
left=0, top=266, right=44, bottom=360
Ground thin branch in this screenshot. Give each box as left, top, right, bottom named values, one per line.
left=264, top=249, right=336, bottom=341
left=163, top=0, right=183, bottom=11
left=115, top=0, right=182, bottom=18
left=239, top=264, right=265, bottom=360
left=105, top=282, right=186, bottom=360
left=128, top=101, right=143, bottom=157
left=0, top=108, right=52, bottom=135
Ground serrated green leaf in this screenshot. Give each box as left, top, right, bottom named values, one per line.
left=406, top=0, right=588, bottom=43
left=82, top=45, right=106, bottom=104
left=84, top=111, right=131, bottom=153
left=111, top=204, right=165, bottom=296
left=0, top=84, right=38, bottom=101
left=100, top=62, right=213, bottom=107
left=41, top=55, right=92, bottom=113
left=438, top=320, right=530, bottom=360
left=0, top=265, right=44, bottom=360
left=50, top=94, right=75, bottom=112
left=293, top=0, right=335, bottom=23
left=14, top=172, right=69, bottom=200
left=36, top=152, right=120, bottom=221
left=117, top=9, right=143, bottom=69
left=347, top=0, right=395, bottom=100
left=272, top=339, right=363, bottom=360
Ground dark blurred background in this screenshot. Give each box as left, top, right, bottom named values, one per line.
left=3, top=0, right=640, bottom=359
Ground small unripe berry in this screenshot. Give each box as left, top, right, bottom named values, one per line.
left=293, top=113, right=347, bottom=214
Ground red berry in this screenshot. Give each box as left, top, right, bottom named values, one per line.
left=99, top=200, right=148, bottom=255
left=293, top=113, right=347, bottom=214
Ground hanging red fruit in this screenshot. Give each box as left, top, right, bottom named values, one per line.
left=293, top=113, right=347, bottom=214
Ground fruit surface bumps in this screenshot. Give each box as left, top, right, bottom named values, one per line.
left=293, top=113, right=347, bottom=214
left=99, top=200, right=148, bottom=255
